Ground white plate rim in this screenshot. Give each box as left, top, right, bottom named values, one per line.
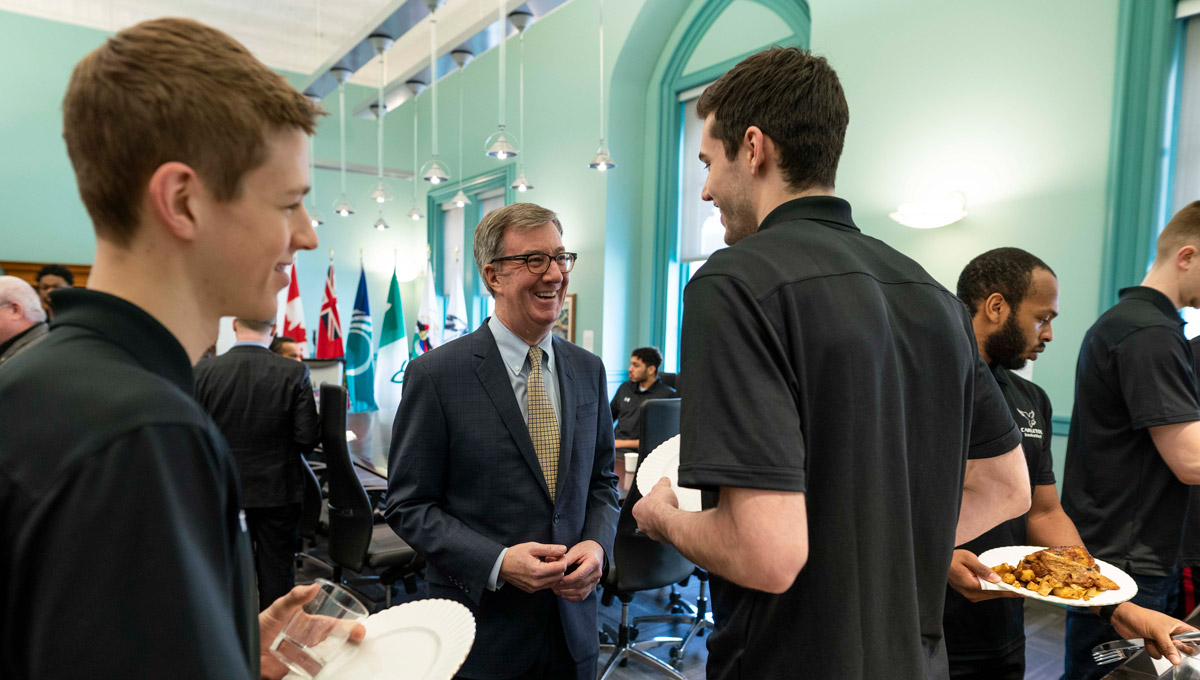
left=975, top=545, right=1138, bottom=607
left=635, top=434, right=703, bottom=512
left=312, top=598, right=476, bottom=680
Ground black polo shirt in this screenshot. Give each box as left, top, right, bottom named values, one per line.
left=610, top=378, right=677, bottom=452
left=0, top=289, right=259, bottom=679
left=677, top=196, right=1022, bottom=680
left=1063, top=286, right=1200, bottom=577
left=944, top=365, right=1057, bottom=659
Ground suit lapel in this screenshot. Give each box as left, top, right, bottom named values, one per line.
left=554, top=337, right=577, bottom=500
left=473, top=325, right=553, bottom=501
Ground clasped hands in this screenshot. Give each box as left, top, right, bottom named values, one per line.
left=501, top=539, right=604, bottom=601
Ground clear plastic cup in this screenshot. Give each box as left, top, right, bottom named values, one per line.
left=269, top=579, right=369, bottom=678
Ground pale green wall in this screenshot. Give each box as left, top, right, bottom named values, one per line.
left=683, top=0, right=794, bottom=76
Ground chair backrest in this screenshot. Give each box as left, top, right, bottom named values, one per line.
left=299, top=458, right=323, bottom=540
left=611, top=398, right=693, bottom=593
left=658, top=372, right=680, bottom=397
left=319, top=383, right=373, bottom=572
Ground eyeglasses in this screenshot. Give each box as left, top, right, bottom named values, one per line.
left=490, top=251, right=578, bottom=274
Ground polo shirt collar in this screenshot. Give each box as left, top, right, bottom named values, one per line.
left=989, top=363, right=1011, bottom=387
left=51, top=288, right=194, bottom=393
left=1118, top=286, right=1182, bottom=325
left=488, top=314, right=555, bottom=377
left=758, top=195, right=859, bottom=234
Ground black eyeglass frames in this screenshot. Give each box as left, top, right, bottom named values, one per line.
left=490, top=251, right=578, bottom=274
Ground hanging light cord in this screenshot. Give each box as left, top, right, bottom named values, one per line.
left=518, top=29, right=525, bottom=165
left=309, top=135, right=318, bottom=205
left=339, top=82, right=348, bottom=195
left=497, top=0, right=506, bottom=129
left=458, top=62, right=466, bottom=191
left=377, top=50, right=386, bottom=183
left=412, top=107, right=419, bottom=204
left=430, top=12, right=439, bottom=158
left=598, top=0, right=605, bottom=143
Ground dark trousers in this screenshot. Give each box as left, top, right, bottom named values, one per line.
left=245, top=503, right=302, bottom=611
left=948, top=643, right=1026, bottom=680
left=456, top=603, right=597, bottom=680
left=1177, top=566, right=1200, bottom=619
left=1063, top=570, right=1180, bottom=680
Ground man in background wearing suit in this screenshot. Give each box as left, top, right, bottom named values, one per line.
left=387, top=202, right=619, bottom=680
left=196, top=317, right=320, bottom=610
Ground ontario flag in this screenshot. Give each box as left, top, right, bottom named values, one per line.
left=317, top=261, right=344, bottom=359
left=282, top=263, right=307, bottom=357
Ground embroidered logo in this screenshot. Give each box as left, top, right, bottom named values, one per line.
left=1017, top=408, right=1037, bottom=428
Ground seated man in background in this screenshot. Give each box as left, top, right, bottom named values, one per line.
left=611, top=346, right=676, bottom=454
left=947, top=247, right=1191, bottom=679
left=1062, top=202, right=1200, bottom=680
left=0, top=17, right=345, bottom=679
left=270, top=334, right=304, bottom=361
left=0, top=276, right=49, bottom=369
left=196, top=318, right=320, bottom=610
left=35, top=264, right=73, bottom=320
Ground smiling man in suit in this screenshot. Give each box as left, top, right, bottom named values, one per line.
left=386, top=202, right=619, bottom=680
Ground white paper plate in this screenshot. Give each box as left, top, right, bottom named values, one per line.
left=289, top=599, right=476, bottom=680
left=635, top=434, right=703, bottom=512
left=976, top=545, right=1138, bottom=607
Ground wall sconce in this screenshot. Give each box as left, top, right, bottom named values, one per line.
left=889, top=191, right=967, bottom=229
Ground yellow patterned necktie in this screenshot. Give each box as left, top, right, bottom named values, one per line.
left=527, top=346, right=559, bottom=501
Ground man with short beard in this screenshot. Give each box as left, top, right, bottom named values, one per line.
left=947, top=248, right=1190, bottom=680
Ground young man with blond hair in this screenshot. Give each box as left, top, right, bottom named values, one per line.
left=1062, top=201, right=1200, bottom=679
left=0, top=17, right=355, bottom=679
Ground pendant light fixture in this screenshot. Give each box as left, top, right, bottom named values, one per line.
left=369, top=35, right=395, bottom=231
left=451, top=49, right=473, bottom=208
left=331, top=67, right=354, bottom=217
left=406, top=78, right=427, bottom=221
left=420, top=3, right=450, bottom=185
left=588, top=0, right=616, bottom=171
left=484, top=0, right=518, bottom=159
left=509, top=10, right=534, bottom=192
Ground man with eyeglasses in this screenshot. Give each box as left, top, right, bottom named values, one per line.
left=387, top=202, right=619, bottom=680
left=0, top=276, right=49, bottom=369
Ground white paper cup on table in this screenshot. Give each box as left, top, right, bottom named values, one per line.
left=270, top=579, right=368, bottom=678
left=624, top=452, right=639, bottom=473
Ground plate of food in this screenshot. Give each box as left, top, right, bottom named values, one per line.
left=635, top=434, right=703, bottom=512
left=975, top=545, right=1137, bottom=607
left=284, top=598, right=476, bottom=680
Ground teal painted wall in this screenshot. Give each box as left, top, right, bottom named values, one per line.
left=806, top=0, right=1120, bottom=487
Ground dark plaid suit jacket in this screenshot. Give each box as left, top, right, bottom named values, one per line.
left=386, top=323, right=619, bottom=678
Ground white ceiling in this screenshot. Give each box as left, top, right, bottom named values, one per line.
left=0, top=0, right=393, bottom=77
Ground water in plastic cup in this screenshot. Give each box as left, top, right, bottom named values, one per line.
left=269, top=579, right=368, bottom=678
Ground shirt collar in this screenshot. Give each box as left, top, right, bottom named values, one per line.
left=488, top=315, right=555, bottom=376
left=990, top=363, right=1011, bottom=387
left=0, top=321, right=45, bottom=356
left=1118, top=286, right=1183, bottom=325
left=758, top=195, right=860, bottom=234
left=232, top=339, right=271, bottom=350
left=51, top=288, right=194, bottom=393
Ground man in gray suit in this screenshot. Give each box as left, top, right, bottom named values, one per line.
left=0, top=276, right=49, bottom=369
left=387, top=202, right=619, bottom=680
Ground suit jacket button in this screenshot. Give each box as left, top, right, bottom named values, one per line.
left=553, top=512, right=561, bottom=524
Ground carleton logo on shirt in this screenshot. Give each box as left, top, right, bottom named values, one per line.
left=1017, top=408, right=1044, bottom=440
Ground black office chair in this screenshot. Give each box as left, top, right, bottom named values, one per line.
left=598, top=398, right=690, bottom=680
left=294, top=458, right=334, bottom=577
left=320, top=383, right=423, bottom=609
left=657, top=372, right=680, bottom=397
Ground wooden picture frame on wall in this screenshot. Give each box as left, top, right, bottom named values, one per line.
left=552, top=293, right=576, bottom=343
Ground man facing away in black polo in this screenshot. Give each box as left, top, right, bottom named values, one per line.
left=611, top=346, right=676, bottom=454
left=632, top=47, right=1033, bottom=679
left=946, top=248, right=1191, bottom=680
left=1062, top=201, right=1200, bottom=680
left=195, top=318, right=320, bottom=610
left=0, top=18, right=360, bottom=680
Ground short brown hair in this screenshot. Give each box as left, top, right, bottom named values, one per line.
left=1157, top=201, right=1200, bottom=261
left=474, top=203, right=563, bottom=294
left=697, top=47, right=848, bottom=192
left=63, top=17, right=323, bottom=246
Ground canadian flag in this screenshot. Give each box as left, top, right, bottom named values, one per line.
left=283, top=263, right=307, bottom=357
left=317, top=262, right=345, bottom=359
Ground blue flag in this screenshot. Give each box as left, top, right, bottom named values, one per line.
left=346, top=266, right=378, bottom=412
